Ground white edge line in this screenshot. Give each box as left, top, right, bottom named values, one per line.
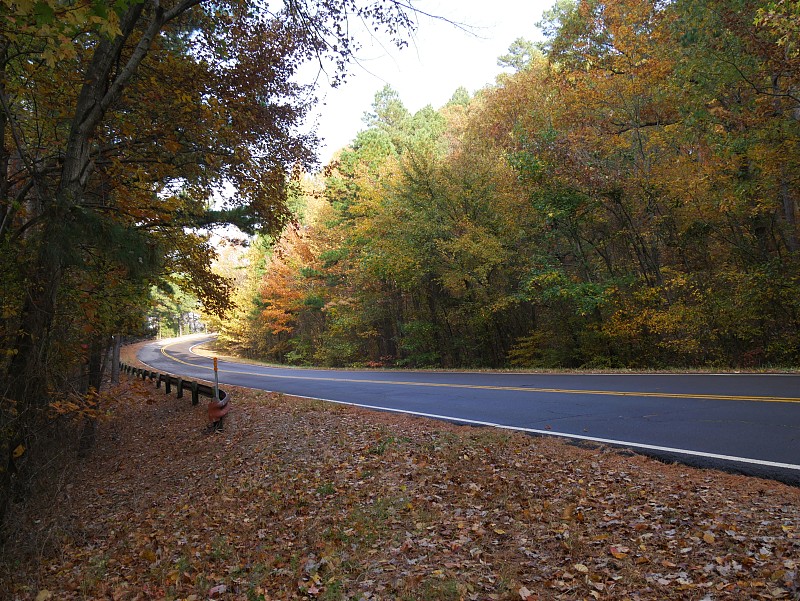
left=155, top=340, right=800, bottom=473
left=281, top=393, right=800, bottom=473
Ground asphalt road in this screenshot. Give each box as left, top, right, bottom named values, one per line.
left=138, top=335, right=800, bottom=485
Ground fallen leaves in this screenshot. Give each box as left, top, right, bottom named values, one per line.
left=1, top=373, right=799, bottom=601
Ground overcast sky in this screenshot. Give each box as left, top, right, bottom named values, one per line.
left=307, top=0, right=554, bottom=164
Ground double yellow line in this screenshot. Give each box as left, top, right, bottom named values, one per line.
left=160, top=343, right=800, bottom=404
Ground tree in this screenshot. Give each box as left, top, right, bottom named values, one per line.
left=219, top=0, right=800, bottom=372
left=497, top=37, right=540, bottom=72
left=0, top=0, right=419, bottom=522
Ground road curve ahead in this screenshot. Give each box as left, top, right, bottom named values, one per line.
left=138, top=335, right=800, bottom=485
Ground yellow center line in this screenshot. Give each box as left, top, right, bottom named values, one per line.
left=160, top=344, right=800, bottom=404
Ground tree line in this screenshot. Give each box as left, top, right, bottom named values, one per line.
left=213, top=0, right=800, bottom=372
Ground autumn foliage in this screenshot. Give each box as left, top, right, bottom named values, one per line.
left=218, top=0, right=800, bottom=370
left=0, top=0, right=418, bottom=522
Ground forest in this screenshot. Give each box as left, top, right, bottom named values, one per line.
left=0, top=0, right=798, bottom=527
left=2, top=1, right=799, bottom=594
left=0, top=0, right=415, bottom=522
left=212, top=0, right=800, bottom=371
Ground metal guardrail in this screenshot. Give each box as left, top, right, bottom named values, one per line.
left=119, top=363, right=229, bottom=425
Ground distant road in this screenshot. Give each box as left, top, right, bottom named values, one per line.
left=139, top=335, right=800, bottom=485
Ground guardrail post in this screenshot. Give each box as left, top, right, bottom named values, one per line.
left=118, top=356, right=229, bottom=426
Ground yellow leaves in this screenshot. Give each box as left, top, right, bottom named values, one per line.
left=48, top=388, right=103, bottom=420
left=12, top=444, right=25, bottom=459
left=48, top=400, right=83, bottom=415
left=140, top=548, right=157, bottom=563
left=2, top=0, right=123, bottom=67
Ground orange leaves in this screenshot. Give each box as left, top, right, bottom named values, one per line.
left=47, top=387, right=104, bottom=421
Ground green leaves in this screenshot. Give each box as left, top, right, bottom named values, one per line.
left=31, top=1, right=55, bottom=25
left=0, top=0, right=428, bottom=520
left=213, top=0, right=800, bottom=371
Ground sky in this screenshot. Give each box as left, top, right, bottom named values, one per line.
left=307, top=0, right=554, bottom=165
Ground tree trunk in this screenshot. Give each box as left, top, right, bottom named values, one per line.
left=779, top=165, right=798, bottom=253
left=5, top=214, right=66, bottom=409
left=78, top=339, right=104, bottom=457
left=111, top=335, right=121, bottom=385
left=772, top=75, right=799, bottom=254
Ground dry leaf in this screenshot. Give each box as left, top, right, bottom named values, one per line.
left=6, top=374, right=800, bottom=601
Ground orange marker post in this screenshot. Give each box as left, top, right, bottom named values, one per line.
left=213, top=357, right=220, bottom=402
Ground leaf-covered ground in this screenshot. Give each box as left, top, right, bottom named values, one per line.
left=2, top=351, right=798, bottom=601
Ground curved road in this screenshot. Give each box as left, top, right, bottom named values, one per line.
left=139, top=335, right=800, bottom=485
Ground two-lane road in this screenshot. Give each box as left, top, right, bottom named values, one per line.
left=139, top=335, right=800, bottom=484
